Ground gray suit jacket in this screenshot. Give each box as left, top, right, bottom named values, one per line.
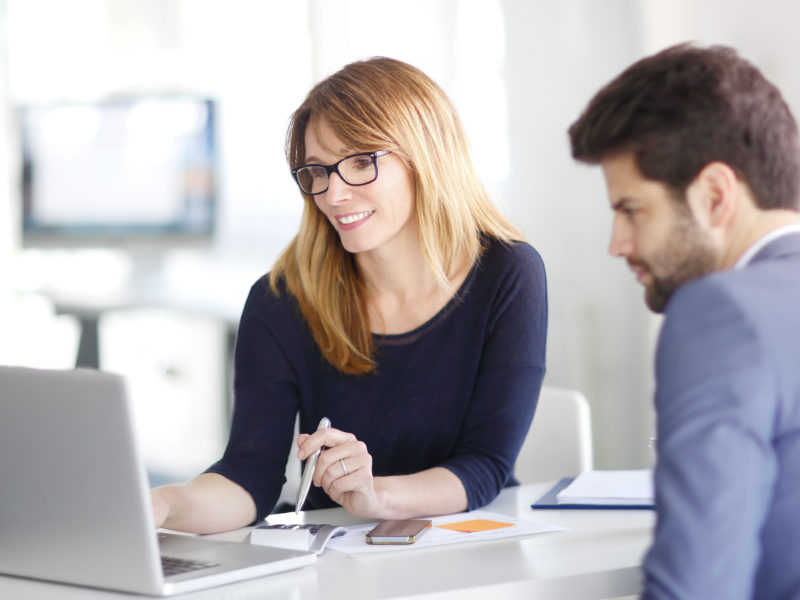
left=643, top=233, right=800, bottom=599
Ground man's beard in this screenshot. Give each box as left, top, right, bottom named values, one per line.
left=632, top=214, right=719, bottom=313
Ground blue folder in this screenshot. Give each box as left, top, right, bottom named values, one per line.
left=531, top=477, right=655, bottom=510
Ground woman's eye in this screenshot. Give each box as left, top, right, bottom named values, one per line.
left=308, top=166, right=327, bottom=179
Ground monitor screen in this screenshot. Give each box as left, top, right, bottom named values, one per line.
left=18, top=96, right=217, bottom=249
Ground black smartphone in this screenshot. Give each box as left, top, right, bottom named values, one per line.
left=365, top=519, right=432, bottom=544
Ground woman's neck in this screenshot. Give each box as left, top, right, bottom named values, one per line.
left=356, top=242, right=471, bottom=335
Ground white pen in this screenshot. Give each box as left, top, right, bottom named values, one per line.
left=295, top=417, right=331, bottom=514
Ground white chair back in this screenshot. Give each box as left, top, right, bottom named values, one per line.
left=514, top=386, right=593, bottom=483
left=0, top=292, right=80, bottom=369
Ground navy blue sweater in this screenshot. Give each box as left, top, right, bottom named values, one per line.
left=207, top=239, right=547, bottom=520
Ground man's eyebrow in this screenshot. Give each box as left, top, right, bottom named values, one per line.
left=611, top=197, right=635, bottom=211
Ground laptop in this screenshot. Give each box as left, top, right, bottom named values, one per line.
left=0, top=365, right=316, bottom=596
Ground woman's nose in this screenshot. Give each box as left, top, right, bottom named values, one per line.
left=322, top=171, right=351, bottom=205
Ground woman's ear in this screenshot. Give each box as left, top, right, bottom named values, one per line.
left=685, top=162, right=739, bottom=230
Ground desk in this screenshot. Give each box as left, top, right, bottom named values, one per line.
left=17, top=250, right=259, bottom=369
left=41, top=283, right=242, bottom=370
left=0, top=482, right=653, bottom=600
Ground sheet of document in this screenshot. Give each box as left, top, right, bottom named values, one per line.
left=556, top=469, right=653, bottom=505
left=325, top=510, right=566, bottom=554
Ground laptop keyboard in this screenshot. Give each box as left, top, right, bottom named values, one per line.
left=161, top=555, right=220, bottom=576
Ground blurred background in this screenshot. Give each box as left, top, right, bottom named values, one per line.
left=0, top=0, right=795, bottom=484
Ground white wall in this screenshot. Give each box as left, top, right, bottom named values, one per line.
left=5, top=0, right=799, bottom=472
left=501, top=0, right=656, bottom=468
left=0, top=2, right=13, bottom=279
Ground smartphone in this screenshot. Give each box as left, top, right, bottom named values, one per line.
left=365, top=519, right=432, bottom=544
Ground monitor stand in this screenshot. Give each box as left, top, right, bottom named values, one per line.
left=125, top=248, right=170, bottom=295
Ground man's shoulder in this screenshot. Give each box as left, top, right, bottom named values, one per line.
left=656, top=258, right=800, bottom=391
left=666, top=251, right=800, bottom=321
left=659, top=273, right=762, bottom=364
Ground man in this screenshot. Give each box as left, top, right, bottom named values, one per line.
left=569, top=43, right=800, bottom=599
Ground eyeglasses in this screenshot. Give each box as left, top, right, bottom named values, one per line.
left=291, top=150, right=391, bottom=196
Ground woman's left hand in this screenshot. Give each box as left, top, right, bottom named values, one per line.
left=296, top=427, right=382, bottom=517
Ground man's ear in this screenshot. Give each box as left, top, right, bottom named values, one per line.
left=685, top=162, right=739, bottom=229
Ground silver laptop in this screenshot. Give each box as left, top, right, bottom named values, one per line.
left=0, top=365, right=316, bottom=596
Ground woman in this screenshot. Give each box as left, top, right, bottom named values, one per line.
left=152, top=57, right=547, bottom=533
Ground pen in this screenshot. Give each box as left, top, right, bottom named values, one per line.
left=295, top=417, right=331, bottom=513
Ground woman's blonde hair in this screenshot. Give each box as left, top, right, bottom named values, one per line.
left=271, top=56, right=521, bottom=374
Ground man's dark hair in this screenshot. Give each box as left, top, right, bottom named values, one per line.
left=569, top=43, right=800, bottom=210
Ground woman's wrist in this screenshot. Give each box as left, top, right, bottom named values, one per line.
left=368, top=476, right=397, bottom=518
left=370, top=475, right=425, bottom=519
left=152, top=482, right=193, bottom=530
left=150, top=486, right=173, bottom=528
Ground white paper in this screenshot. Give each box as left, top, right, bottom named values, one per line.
left=325, top=510, right=566, bottom=554
left=556, top=469, right=653, bottom=505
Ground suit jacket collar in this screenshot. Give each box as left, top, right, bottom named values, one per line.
left=749, top=230, right=800, bottom=264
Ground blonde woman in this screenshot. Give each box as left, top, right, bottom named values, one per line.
left=152, top=57, right=547, bottom=534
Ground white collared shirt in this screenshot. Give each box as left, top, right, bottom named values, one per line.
left=735, top=223, right=800, bottom=269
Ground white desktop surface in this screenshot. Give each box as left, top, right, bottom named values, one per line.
left=0, top=482, right=653, bottom=600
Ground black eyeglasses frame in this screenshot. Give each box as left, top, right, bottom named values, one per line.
left=291, top=150, right=392, bottom=196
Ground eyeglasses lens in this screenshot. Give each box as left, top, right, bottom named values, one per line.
left=296, top=165, right=327, bottom=195
left=339, top=154, right=378, bottom=186
left=295, top=154, right=378, bottom=195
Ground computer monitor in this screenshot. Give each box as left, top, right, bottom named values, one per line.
left=18, top=96, right=217, bottom=255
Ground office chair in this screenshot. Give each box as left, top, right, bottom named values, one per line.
left=514, top=386, right=594, bottom=483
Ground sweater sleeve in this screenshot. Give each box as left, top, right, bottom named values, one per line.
left=205, top=278, right=301, bottom=521
left=440, top=243, right=548, bottom=509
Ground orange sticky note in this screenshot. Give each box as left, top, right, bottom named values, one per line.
left=435, top=519, right=514, bottom=533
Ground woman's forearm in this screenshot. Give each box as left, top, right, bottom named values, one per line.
left=151, top=473, right=257, bottom=534
left=372, top=467, right=468, bottom=519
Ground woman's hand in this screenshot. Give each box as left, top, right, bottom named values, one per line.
left=297, top=429, right=468, bottom=520
left=296, top=427, right=382, bottom=517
